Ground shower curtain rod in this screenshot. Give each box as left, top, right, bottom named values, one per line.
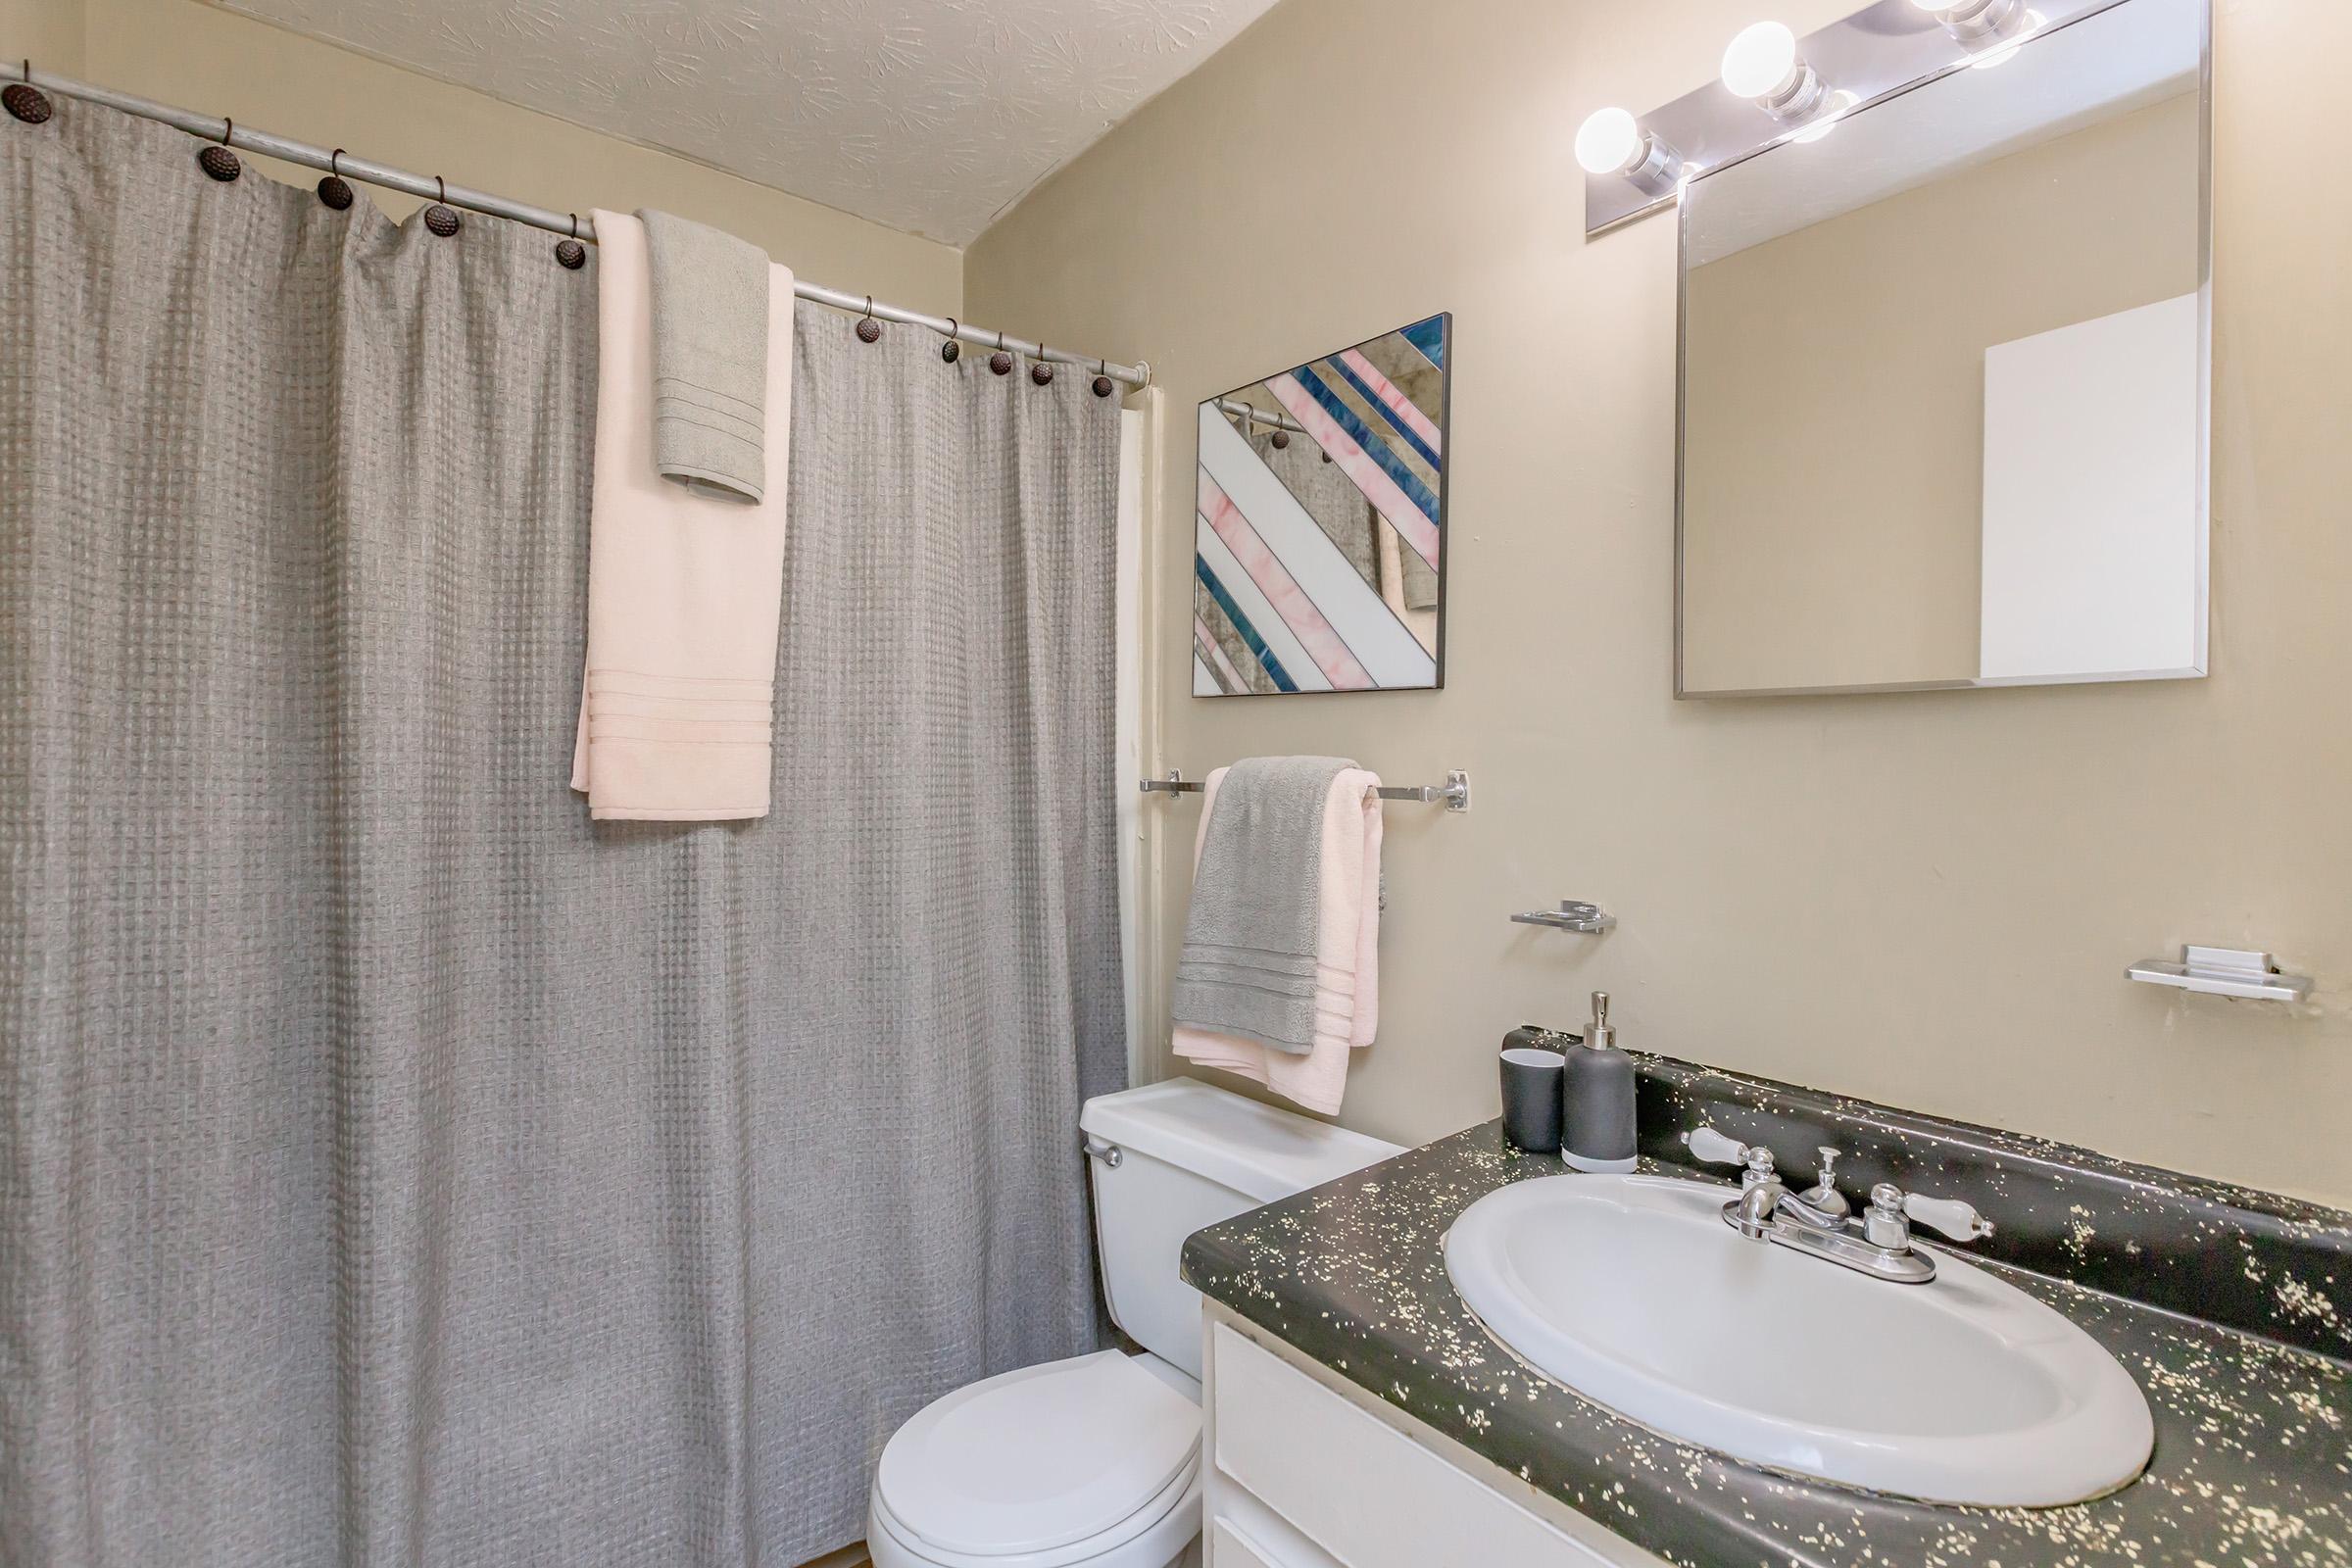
left=1210, top=396, right=1309, bottom=436
left=4, top=59, right=1152, bottom=390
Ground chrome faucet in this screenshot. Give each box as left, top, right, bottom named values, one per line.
left=1690, top=1130, right=1847, bottom=1236
left=1683, top=1126, right=1993, bottom=1285
left=1786, top=1148, right=1852, bottom=1229
left=1731, top=1171, right=1785, bottom=1239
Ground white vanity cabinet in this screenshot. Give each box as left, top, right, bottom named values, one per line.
left=1199, top=1306, right=1667, bottom=1568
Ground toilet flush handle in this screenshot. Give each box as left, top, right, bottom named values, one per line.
left=1082, top=1135, right=1122, bottom=1169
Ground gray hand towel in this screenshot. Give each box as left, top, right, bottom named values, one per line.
left=638, top=209, right=769, bottom=504
left=1171, top=756, right=1353, bottom=1054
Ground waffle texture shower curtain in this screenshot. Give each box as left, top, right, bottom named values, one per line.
left=0, top=103, right=1124, bottom=1567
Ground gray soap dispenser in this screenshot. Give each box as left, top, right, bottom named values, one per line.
left=1561, top=991, right=1638, bottom=1173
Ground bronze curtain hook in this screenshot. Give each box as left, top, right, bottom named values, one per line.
left=989, top=330, right=1013, bottom=377
left=1092, top=360, right=1115, bottom=399
left=316, top=147, right=354, bottom=210
left=3, top=59, right=51, bottom=124
left=198, top=118, right=241, bottom=181
left=423, top=175, right=461, bottom=236
left=556, top=212, right=586, bottom=270
left=857, top=296, right=882, bottom=342
left=940, top=318, right=961, bottom=365
left=1030, top=346, right=1054, bottom=386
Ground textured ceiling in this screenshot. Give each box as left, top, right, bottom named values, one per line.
left=215, top=0, right=1281, bottom=244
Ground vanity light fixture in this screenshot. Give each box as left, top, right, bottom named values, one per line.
left=1788, top=89, right=1859, bottom=143
left=1720, top=21, right=1831, bottom=123
left=1912, top=0, right=2031, bottom=43
left=1968, top=10, right=2047, bottom=68
left=1574, top=107, right=1686, bottom=189
left=1578, top=0, right=2126, bottom=236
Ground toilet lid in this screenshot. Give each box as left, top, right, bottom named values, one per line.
left=876, top=1350, right=1201, bottom=1558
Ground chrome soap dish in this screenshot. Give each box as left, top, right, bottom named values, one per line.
left=2126, top=946, right=2312, bottom=1003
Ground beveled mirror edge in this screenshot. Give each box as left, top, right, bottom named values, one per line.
left=1670, top=0, right=2213, bottom=702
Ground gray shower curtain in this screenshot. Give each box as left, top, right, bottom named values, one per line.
left=0, top=102, right=1123, bottom=1568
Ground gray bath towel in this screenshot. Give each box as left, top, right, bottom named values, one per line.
left=1172, top=756, right=1353, bottom=1054
left=638, top=209, right=769, bottom=503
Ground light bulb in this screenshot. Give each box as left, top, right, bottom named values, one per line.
left=1722, top=22, right=1799, bottom=100
left=1575, top=107, right=1642, bottom=175
left=1573, top=107, right=1683, bottom=191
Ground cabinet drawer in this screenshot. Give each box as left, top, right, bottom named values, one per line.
left=1209, top=1518, right=1283, bottom=1568
left=1210, top=1323, right=1608, bottom=1568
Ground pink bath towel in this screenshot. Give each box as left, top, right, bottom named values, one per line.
left=1174, top=765, right=1382, bottom=1114
left=569, top=210, right=795, bottom=820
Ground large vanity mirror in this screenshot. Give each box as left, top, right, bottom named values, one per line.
left=1677, top=0, right=2209, bottom=698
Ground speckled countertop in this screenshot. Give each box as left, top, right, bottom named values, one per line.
left=1183, top=1118, right=2352, bottom=1568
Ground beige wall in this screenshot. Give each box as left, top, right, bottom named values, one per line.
left=10, top=0, right=960, bottom=315
left=0, top=0, right=79, bottom=70
left=1682, top=93, right=2201, bottom=693
left=968, top=0, right=2352, bottom=1205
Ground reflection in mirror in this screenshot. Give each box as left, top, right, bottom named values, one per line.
left=1677, top=0, right=2208, bottom=698
left=1194, top=315, right=1448, bottom=695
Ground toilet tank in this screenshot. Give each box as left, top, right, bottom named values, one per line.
left=1078, top=1078, right=1402, bottom=1381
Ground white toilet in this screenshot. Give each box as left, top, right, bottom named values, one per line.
left=866, top=1078, right=1401, bottom=1568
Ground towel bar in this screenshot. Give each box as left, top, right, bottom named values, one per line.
left=1512, top=900, right=1617, bottom=935
left=1139, top=768, right=1471, bottom=813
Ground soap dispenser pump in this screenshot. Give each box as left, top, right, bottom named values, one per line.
left=1561, top=991, right=1638, bottom=1173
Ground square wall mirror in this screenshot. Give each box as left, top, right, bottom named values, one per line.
left=1194, top=315, right=1449, bottom=696
left=1677, top=0, right=2210, bottom=698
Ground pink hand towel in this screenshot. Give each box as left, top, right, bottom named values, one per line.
left=1174, top=765, right=1382, bottom=1114
left=569, top=210, right=795, bottom=820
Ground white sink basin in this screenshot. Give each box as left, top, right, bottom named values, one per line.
left=1445, top=1174, right=2153, bottom=1507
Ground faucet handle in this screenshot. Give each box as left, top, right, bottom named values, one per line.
left=1685, top=1125, right=1775, bottom=1188
left=1685, top=1125, right=1748, bottom=1167
left=1868, top=1181, right=1994, bottom=1247
left=1904, top=1191, right=1994, bottom=1244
